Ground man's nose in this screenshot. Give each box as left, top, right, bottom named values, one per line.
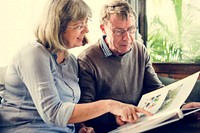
left=122, top=31, right=132, bottom=40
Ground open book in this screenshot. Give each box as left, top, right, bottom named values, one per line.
left=109, top=71, right=200, bottom=133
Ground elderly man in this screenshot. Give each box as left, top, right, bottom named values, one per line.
left=77, top=0, right=200, bottom=132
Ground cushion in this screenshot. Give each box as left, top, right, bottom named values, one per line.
left=0, top=66, right=7, bottom=85
left=0, top=66, right=7, bottom=103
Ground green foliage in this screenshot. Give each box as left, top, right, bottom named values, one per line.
left=147, top=0, right=200, bottom=63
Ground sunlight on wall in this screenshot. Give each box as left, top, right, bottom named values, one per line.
left=0, top=0, right=106, bottom=67
left=0, top=0, right=48, bottom=67
left=147, top=0, right=177, bottom=32
left=69, top=0, right=107, bottom=57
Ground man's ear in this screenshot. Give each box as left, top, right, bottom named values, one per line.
left=100, top=24, right=106, bottom=34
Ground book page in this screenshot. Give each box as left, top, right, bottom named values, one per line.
left=164, top=71, right=200, bottom=111
left=155, top=83, right=183, bottom=113
left=109, top=109, right=181, bottom=133
left=138, top=71, right=200, bottom=115
left=109, top=71, right=200, bottom=133
left=137, top=87, right=169, bottom=114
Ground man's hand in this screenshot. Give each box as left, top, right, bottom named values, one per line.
left=79, top=127, right=95, bottom=133
left=181, top=102, right=200, bottom=120
left=181, top=102, right=200, bottom=109
left=115, top=115, right=126, bottom=126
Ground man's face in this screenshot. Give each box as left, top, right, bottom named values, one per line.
left=100, top=14, right=137, bottom=55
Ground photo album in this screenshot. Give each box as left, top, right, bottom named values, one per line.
left=109, top=71, right=200, bottom=133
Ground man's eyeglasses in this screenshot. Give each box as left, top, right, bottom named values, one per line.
left=111, top=27, right=137, bottom=36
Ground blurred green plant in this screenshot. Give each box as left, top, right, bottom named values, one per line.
left=147, top=0, right=200, bottom=63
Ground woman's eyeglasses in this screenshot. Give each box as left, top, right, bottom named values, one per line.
left=68, top=18, right=92, bottom=31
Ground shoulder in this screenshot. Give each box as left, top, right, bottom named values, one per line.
left=132, top=40, right=149, bottom=55
left=19, top=41, right=50, bottom=58
left=78, top=41, right=101, bottom=60
left=66, top=53, right=77, bottom=66
left=134, top=40, right=147, bottom=50
left=16, top=41, right=51, bottom=65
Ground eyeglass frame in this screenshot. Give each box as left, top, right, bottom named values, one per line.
left=67, top=18, right=92, bottom=31
left=109, top=26, right=138, bottom=36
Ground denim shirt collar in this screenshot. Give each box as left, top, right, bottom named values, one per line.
left=100, top=35, right=132, bottom=57
left=100, top=35, right=113, bottom=57
left=51, top=53, right=68, bottom=66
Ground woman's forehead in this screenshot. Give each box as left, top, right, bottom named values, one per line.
left=69, top=17, right=91, bottom=25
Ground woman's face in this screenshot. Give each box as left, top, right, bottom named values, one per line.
left=63, top=18, right=89, bottom=49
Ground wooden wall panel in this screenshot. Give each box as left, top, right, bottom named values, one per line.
left=153, top=63, right=200, bottom=79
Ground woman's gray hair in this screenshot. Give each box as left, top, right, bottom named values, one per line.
left=35, top=0, right=92, bottom=57
left=100, top=0, right=137, bottom=24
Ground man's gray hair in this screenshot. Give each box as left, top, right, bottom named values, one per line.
left=100, top=0, right=137, bottom=24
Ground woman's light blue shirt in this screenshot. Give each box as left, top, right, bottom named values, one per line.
left=0, top=41, right=80, bottom=133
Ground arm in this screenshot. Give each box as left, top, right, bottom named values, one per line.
left=68, top=99, right=151, bottom=124
left=20, top=44, right=150, bottom=127
left=77, top=56, right=152, bottom=128
left=19, top=45, right=75, bottom=127
left=142, top=45, right=164, bottom=92
left=69, top=100, right=111, bottom=124
left=20, top=45, right=115, bottom=127
left=181, top=102, right=200, bottom=120
left=181, top=102, right=200, bottom=109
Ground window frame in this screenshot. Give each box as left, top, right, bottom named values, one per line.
left=129, top=0, right=200, bottom=79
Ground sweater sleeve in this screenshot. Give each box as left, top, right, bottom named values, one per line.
left=142, top=45, right=164, bottom=93
left=77, top=59, right=96, bottom=103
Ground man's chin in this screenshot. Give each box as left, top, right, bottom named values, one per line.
left=121, top=48, right=131, bottom=53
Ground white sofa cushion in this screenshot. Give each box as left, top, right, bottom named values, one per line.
left=0, top=66, right=7, bottom=85
left=0, top=66, right=7, bottom=101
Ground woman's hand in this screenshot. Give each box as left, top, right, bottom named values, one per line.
left=108, top=100, right=152, bottom=124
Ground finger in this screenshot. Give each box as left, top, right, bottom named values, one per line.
left=131, top=112, right=139, bottom=122
left=121, top=106, right=139, bottom=122
left=136, top=107, right=153, bottom=116
left=116, top=116, right=126, bottom=126
left=79, top=127, right=87, bottom=133
left=120, top=114, right=128, bottom=122
left=86, top=127, right=95, bottom=133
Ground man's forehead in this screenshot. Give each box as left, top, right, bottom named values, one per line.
left=108, top=14, right=135, bottom=21
left=107, top=14, right=135, bottom=26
